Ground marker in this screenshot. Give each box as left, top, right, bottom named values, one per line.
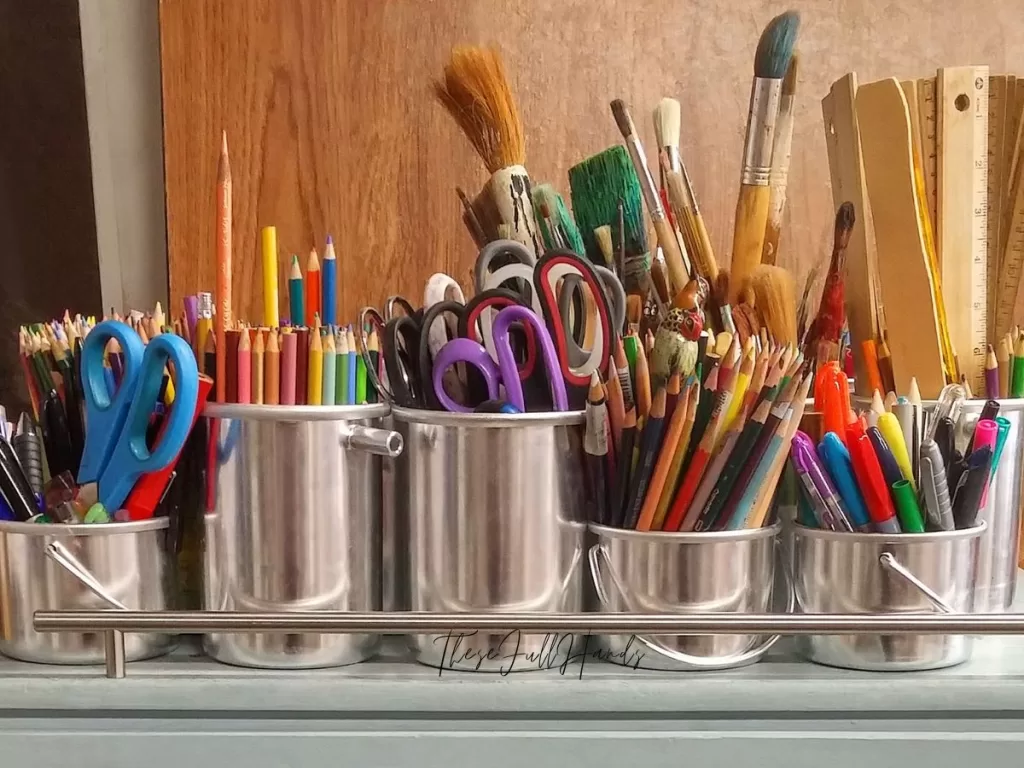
left=817, top=432, right=872, bottom=531
left=846, top=422, right=901, bottom=534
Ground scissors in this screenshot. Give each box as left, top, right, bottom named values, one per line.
left=78, top=320, right=199, bottom=513
left=432, top=305, right=568, bottom=413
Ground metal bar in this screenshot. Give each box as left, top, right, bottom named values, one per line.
left=104, top=630, right=125, bottom=679
left=32, top=610, right=1024, bottom=636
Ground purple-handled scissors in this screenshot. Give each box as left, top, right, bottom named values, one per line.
left=431, top=305, right=568, bottom=413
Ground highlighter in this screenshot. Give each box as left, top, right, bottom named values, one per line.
left=971, top=419, right=998, bottom=507
left=877, top=412, right=916, bottom=492
left=846, top=423, right=901, bottom=534
left=817, top=432, right=872, bottom=531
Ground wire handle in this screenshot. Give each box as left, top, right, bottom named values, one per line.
left=588, top=542, right=791, bottom=669
left=45, top=541, right=128, bottom=610
left=878, top=551, right=956, bottom=614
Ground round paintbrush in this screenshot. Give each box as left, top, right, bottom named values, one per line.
left=729, top=10, right=800, bottom=302
left=435, top=46, right=539, bottom=254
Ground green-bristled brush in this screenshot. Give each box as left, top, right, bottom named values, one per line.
left=568, top=146, right=646, bottom=264
left=532, top=183, right=586, bottom=255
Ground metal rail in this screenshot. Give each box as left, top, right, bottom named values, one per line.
left=33, top=610, right=1024, bottom=679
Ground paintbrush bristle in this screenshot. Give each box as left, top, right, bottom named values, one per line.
left=748, top=265, right=797, bottom=346
left=753, top=11, right=800, bottom=79
left=568, top=146, right=647, bottom=260
left=782, top=51, right=800, bottom=96
left=653, top=98, right=681, bottom=149
left=532, top=183, right=586, bottom=255
left=594, top=225, right=615, bottom=266
left=434, top=45, right=525, bottom=173
left=609, top=99, right=636, bottom=139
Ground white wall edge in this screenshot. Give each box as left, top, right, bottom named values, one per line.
left=78, top=0, right=168, bottom=314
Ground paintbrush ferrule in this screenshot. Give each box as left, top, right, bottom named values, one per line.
left=740, top=78, right=783, bottom=186
left=624, top=137, right=666, bottom=220
left=663, top=145, right=681, bottom=175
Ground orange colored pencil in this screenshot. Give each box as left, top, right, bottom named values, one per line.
left=215, top=131, right=232, bottom=403
left=265, top=329, right=280, bottom=405
left=636, top=380, right=693, bottom=531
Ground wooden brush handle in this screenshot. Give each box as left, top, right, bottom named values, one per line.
left=651, top=216, right=689, bottom=298
left=690, top=211, right=719, bottom=281
left=729, top=183, right=771, bottom=303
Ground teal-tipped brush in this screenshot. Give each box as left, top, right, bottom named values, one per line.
left=568, top=146, right=646, bottom=263
left=532, top=183, right=586, bottom=255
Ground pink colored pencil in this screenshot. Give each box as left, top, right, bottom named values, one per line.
left=280, top=331, right=297, bottom=405
left=237, top=328, right=252, bottom=404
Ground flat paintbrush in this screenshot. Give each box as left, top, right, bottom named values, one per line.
left=729, top=10, right=800, bottom=302
left=611, top=99, right=691, bottom=298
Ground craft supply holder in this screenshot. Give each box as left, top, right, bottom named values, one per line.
left=792, top=522, right=985, bottom=671
left=0, top=517, right=175, bottom=664
left=389, top=406, right=587, bottom=672
left=202, top=403, right=402, bottom=669
left=588, top=523, right=784, bottom=670
left=849, top=396, right=1024, bottom=612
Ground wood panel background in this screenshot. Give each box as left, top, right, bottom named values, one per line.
left=160, top=0, right=1024, bottom=325
left=0, top=0, right=101, bottom=415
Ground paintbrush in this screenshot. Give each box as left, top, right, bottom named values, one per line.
left=435, top=45, right=540, bottom=255
left=762, top=52, right=800, bottom=265
left=611, top=99, right=691, bottom=297
left=746, top=265, right=797, bottom=347
left=796, top=253, right=826, bottom=346
left=456, top=186, right=488, bottom=248
left=570, top=147, right=665, bottom=323
left=729, top=10, right=800, bottom=302
left=532, top=183, right=585, bottom=255
left=804, top=202, right=855, bottom=363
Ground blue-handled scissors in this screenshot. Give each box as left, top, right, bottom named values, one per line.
left=78, top=320, right=199, bottom=512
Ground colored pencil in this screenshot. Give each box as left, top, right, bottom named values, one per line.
left=610, top=404, right=638, bottom=528
left=338, top=328, right=350, bottom=405
left=280, top=330, right=297, bottom=405
left=295, top=326, right=310, bottom=405
left=585, top=372, right=611, bottom=526
left=634, top=337, right=652, bottom=419
left=265, top=329, right=280, bottom=405
left=613, top=336, right=635, bottom=408
left=252, top=329, right=265, bottom=405
left=367, top=329, right=380, bottom=403
left=322, top=331, right=337, bottom=406
left=203, top=332, right=217, bottom=396
left=307, top=329, right=323, bottom=405
left=261, top=226, right=279, bottom=327
left=356, top=336, right=368, bottom=404
left=639, top=379, right=696, bottom=531
left=305, top=249, right=321, bottom=327
left=346, top=327, right=358, bottom=404
left=322, top=236, right=337, bottom=326
left=624, top=387, right=668, bottom=529
left=605, top=369, right=626, bottom=450
left=289, top=255, right=304, bottom=327
left=999, top=337, right=1011, bottom=399
left=236, top=328, right=251, bottom=404
left=215, top=132, right=232, bottom=403
left=225, top=329, right=240, bottom=404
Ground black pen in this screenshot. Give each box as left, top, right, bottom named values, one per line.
left=952, top=446, right=994, bottom=529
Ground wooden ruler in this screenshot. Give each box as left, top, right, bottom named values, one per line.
left=997, top=95, right=1024, bottom=341
left=937, top=66, right=989, bottom=392
left=822, top=73, right=878, bottom=394
left=855, top=78, right=947, bottom=397
left=989, top=75, right=1009, bottom=336
left=918, top=77, right=939, bottom=246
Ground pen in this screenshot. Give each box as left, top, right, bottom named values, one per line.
left=867, top=426, right=904, bottom=489
left=920, top=440, right=954, bottom=531
left=817, top=432, right=872, bottom=531
left=951, top=445, right=993, bottom=529
left=846, top=423, right=901, bottom=534
left=890, top=479, right=924, bottom=533
left=793, top=431, right=853, bottom=531
left=877, top=412, right=915, bottom=492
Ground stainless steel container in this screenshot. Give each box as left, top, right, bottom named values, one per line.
left=202, top=403, right=402, bottom=669
left=848, top=397, right=1024, bottom=612
left=0, top=518, right=174, bottom=664
left=792, top=523, right=985, bottom=671
left=958, top=399, right=1024, bottom=612
left=392, top=407, right=587, bottom=672
left=588, top=523, right=782, bottom=670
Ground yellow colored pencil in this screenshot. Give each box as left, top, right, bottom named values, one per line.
left=307, top=328, right=323, bottom=405
left=262, top=226, right=279, bottom=327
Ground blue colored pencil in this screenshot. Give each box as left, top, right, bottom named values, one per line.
left=322, top=236, right=337, bottom=326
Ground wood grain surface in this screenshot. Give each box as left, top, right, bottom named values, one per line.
left=160, top=0, right=1024, bottom=324
left=0, top=0, right=100, bottom=414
